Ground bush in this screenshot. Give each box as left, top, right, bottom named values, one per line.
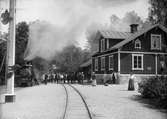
left=138, top=76, right=167, bottom=108
left=138, top=76, right=167, bottom=99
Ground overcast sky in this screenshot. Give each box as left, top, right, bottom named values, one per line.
left=1, top=0, right=149, bottom=30
left=0, top=0, right=150, bottom=49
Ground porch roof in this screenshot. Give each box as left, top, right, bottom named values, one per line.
left=80, top=59, right=92, bottom=68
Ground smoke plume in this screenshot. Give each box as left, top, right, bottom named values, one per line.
left=23, top=0, right=141, bottom=61
left=24, top=19, right=88, bottom=61
left=86, top=11, right=145, bottom=53
left=109, top=11, right=144, bottom=32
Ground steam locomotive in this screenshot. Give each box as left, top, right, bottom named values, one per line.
left=15, top=62, right=36, bottom=87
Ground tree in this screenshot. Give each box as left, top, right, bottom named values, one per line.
left=15, top=22, right=29, bottom=65
left=55, top=45, right=90, bottom=72
left=0, top=33, right=7, bottom=85
left=149, top=0, right=167, bottom=26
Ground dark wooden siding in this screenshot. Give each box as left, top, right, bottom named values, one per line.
left=143, top=54, right=155, bottom=74
left=120, top=53, right=132, bottom=74
left=120, top=53, right=155, bottom=74
left=121, top=27, right=167, bottom=53
left=114, top=54, right=118, bottom=72
left=92, top=53, right=118, bottom=74
left=92, top=58, right=95, bottom=72
left=157, top=55, right=167, bottom=74
left=105, top=55, right=109, bottom=72
left=109, top=39, right=123, bottom=48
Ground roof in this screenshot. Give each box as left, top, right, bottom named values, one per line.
left=99, top=30, right=132, bottom=39
left=80, top=59, right=92, bottom=68
left=110, top=24, right=167, bottom=50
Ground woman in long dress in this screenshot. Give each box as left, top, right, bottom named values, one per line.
left=91, top=72, right=97, bottom=86
left=128, top=73, right=135, bottom=90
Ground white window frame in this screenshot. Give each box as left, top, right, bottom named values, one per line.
left=151, top=34, right=161, bottom=50
left=135, top=39, right=141, bottom=49
left=132, top=54, right=143, bottom=70
left=106, top=39, right=109, bottom=49
left=109, top=55, right=114, bottom=70
left=95, top=58, right=98, bottom=71
left=101, top=38, right=105, bottom=52
left=101, top=57, right=105, bottom=71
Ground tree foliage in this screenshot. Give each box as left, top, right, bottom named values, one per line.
left=149, top=0, right=167, bottom=26
left=55, top=45, right=90, bottom=72
left=0, top=33, right=7, bottom=84
left=15, top=21, right=29, bottom=65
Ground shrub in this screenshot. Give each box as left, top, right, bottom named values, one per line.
left=138, top=76, right=167, bottom=108
left=138, top=76, right=167, bottom=99
left=139, top=76, right=167, bottom=99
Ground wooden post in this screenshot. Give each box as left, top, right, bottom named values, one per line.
left=118, top=49, right=120, bottom=74
left=4, top=0, right=16, bottom=103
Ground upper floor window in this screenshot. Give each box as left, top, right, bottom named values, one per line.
left=101, top=39, right=105, bottom=52
left=151, top=34, right=161, bottom=50
left=132, top=54, right=143, bottom=70
left=109, top=55, right=114, bottom=70
left=101, top=57, right=105, bottom=70
left=95, top=58, right=98, bottom=71
left=106, top=39, right=109, bottom=49
left=135, top=39, right=141, bottom=49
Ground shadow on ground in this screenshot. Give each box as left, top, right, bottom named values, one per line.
left=129, top=94, right=167, bottom=113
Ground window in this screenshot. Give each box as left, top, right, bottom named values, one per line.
left=151, top=34, right=161, bottom=50
left=132, top=54, right=143, bottom=70
left=95, top=58, right=98, bottom=71
left=101, top=57, right=105, bottom=70
left=135, top=39, right=141, bottom=49
left=106, top=39, right=109, bottom=49
left=109, top=55, right=114, bottom=70
left=101, top=39, right=105, bottom=52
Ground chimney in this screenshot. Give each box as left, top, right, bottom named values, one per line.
left=130, top=24, right=138, bottom=33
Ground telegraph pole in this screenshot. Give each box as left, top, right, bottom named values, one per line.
left=4, top=0, right=16, bottom=103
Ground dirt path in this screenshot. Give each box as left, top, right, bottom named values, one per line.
left=75, top=84, right=167, bottom=119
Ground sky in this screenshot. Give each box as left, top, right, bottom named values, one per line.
left=1, top=0, right=149, bottom=32
left=0, top=0, right=150, bottom=60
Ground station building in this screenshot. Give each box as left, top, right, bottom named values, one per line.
left=92, top=24, right=167, bottom=84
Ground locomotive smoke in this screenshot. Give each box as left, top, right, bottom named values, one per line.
left=23, top=0, right=144, bottom=61
left=24, top=21, right=74, bottom=61
left=24, top=16, right=91, bottom=61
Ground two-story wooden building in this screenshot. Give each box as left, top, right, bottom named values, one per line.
left=92, top=24, right=167, bottom=84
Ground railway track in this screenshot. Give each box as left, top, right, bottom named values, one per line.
left=62, top=84, right=93, bottom=119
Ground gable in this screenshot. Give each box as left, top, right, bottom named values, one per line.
left=110, top=24, right=167, bottom=51
left=121, top=26, right=167, bottom=52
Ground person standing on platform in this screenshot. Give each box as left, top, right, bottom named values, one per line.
left=128, top=73, right=136, bottom=91
left=44, top=73, right=48, bottom=85
left=91, top=72, right=97, bottom=86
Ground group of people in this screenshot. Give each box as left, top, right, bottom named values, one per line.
left=42, top=72, right=85, bottom=85
left=41, top=71, right=136, bottom=90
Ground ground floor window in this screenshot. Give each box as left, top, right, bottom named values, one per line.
left=101, top=57, right=105, bottom=70
left=95, top=58, right=98, bottom=71
left=109, top=55, right=114, bottom=70
left=132, top=54, right=143, bottom=70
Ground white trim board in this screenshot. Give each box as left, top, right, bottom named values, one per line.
left=120, top=51, right=167, bottom=55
